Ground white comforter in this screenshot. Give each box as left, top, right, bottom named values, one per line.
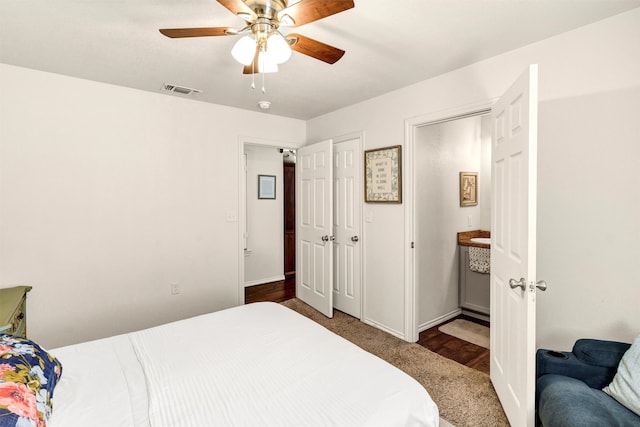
left=49, top=302, right=438, bottom=426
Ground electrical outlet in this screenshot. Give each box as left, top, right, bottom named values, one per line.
left=170, top=283, right=181, bottom=295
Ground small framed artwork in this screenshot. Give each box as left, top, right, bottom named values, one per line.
left=460, top=172, right=478, bottom=206
left=364, top=145, right=402, bottom=203
left=258, top=175, right=276, bottom=199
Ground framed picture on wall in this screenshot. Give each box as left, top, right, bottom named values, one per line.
left=460, top=172, right=478, bottom=206
left=364, top=145, right=402, bottom=203
left=258, top=175, right=276, bottom=199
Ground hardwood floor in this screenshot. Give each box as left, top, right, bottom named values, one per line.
left=418, top=315, right=490, bottom=374
left=244, top=275, right=296, bottom=304
left=245, top=277, right=490, bottom=374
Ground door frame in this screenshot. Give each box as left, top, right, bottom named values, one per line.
left=404, top=99, right=496, bottom=341
left=237, top=136, right=303, bottom=305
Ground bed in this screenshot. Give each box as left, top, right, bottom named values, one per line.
left=2, top=302, right=439, bottom=426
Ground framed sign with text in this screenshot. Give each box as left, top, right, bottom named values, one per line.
left=364, top=145, right=402, bottom=203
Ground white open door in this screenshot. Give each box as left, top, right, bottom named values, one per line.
left=296, top=139, right=334, bottom=317
left=332, top=137, right=362, bottom=318
left=491, top=64, right=543, bottom=427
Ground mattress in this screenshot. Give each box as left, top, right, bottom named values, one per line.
left=48, top=302, right=438, bottom=426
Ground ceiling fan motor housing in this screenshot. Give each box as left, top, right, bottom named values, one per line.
left=244, top=0, right=287, bottom=20
left=252, top=18, right=277, bottom=40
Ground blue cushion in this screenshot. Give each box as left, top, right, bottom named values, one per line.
left=0, top=334, right=63, bottom=427
left=573, top=339, right=631, bottom=368
left=538, top=374, right=639, bottom=427
left=536, top=348, right=617, bottom=389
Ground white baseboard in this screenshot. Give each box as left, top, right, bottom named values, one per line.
left=362, top=318, right=406, bottom=341
left=244, top=275, right=285, bottom=288
left=418, top=308, right=462, bottom=332
left=461, top=309, right=490, bottom=323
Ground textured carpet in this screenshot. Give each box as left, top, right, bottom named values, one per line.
left=439, top=319, right=490, bottom=349
left=281, top=298, right=509, bottom=427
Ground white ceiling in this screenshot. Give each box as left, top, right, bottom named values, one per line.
left=1, top=0, right=639, bottom=120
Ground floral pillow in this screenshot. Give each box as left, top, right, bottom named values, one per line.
left=0, top=334, right=62, bottom=427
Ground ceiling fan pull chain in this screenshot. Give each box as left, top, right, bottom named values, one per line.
left=251, top=61, right=256, bottom=90
left=262, top=71, right=266, bottom=94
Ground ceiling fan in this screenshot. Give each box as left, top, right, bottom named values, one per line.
left=159, top=0, right=355, bottom=74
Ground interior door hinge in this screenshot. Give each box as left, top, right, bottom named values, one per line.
left=411, top=242, right=415, bottom=249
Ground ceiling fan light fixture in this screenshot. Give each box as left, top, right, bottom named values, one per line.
left=258, top=51, right=279, bottom=73
left=266, top=32, right=292, bottom=64
left=231, top=35, right=256, bottom=65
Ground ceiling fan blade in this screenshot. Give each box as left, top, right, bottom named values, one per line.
left=159, top=27, right=232, bottom=38
left=281, top=0, right=354, bottom=27
left=217, top=0, right=254, bottom=17
left=243, top=64, right=256, bottom=74
left=287, top=33, right=345, bottom=64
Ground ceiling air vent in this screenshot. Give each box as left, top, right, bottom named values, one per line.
left=161, top=83, right=202, bottom=96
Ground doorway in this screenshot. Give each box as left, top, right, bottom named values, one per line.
left=404, top=101, right=495, bottom=342
left=283, top=153, right=296, bottom=279
left=414, top=113, right=492, bottom=331
left=406, top=66, right=540, bottom=426
left=238, top=137, right=301, bottom=305
left=243, top=144, right=285, bottom=288
left=238, top=133, right=363, bottom=319
left=243, top=147, right=296, bottom=305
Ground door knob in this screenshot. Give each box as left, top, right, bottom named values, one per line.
left=536, top=280, right=548, bottom=291
left=509, top=277, right=527, bottom=291
left=321, top=235, right=329, bottom=242
left=351, top=235, right=359, bottom=242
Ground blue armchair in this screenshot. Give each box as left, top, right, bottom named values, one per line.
left=536, top=338, right=637, bottom=426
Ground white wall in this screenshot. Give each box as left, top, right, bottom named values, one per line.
left=536, top=85, right=640, bottom=348
left=415, top=115, right=490, bottom=328
left=244, top=145, right=284, bottom=286
left=307, top=9, right=640, bottom=348
left=479, top=116, right=492, bottom=230
left=0, top=64, right=305, bottom=348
